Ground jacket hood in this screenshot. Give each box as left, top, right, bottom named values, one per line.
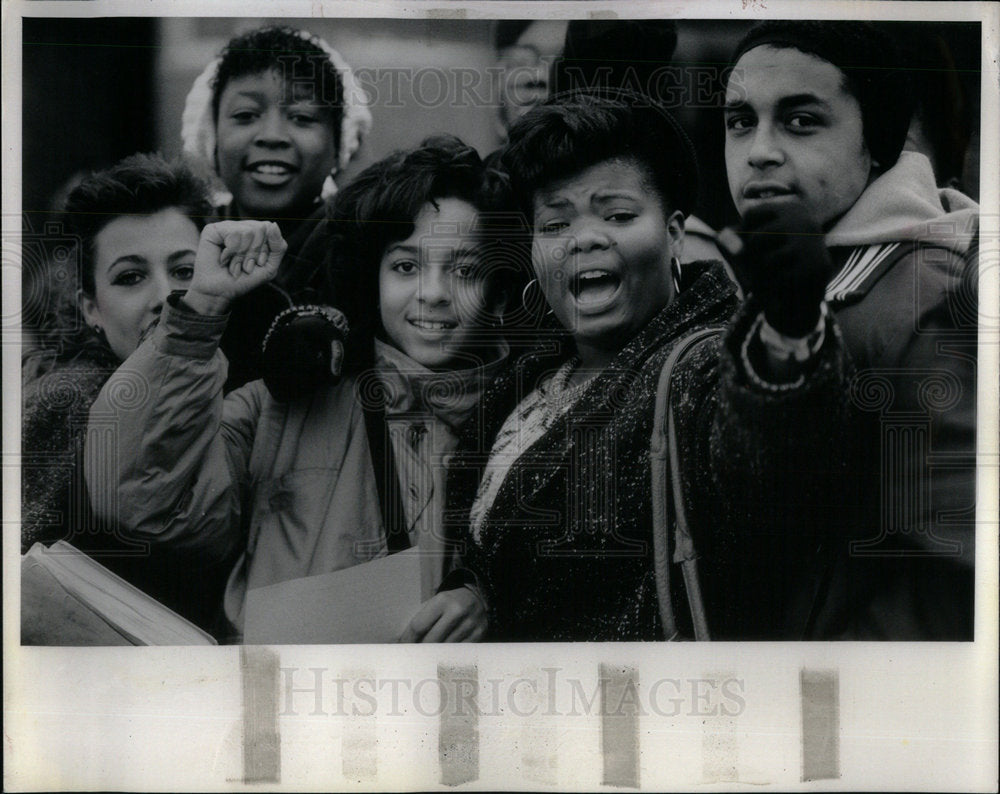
left=825, top=151, right=979, bottom=255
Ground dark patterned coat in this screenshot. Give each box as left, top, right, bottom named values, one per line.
left=445, top=262, right=854, bottom=641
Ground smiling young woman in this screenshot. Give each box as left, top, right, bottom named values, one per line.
left=84, top=137, right=513, bottom=642
left=22, top=153, right=231, bottom=633
left=180, top=25, right=373, bottom=391
left=214, top=70, right=340, bottom=222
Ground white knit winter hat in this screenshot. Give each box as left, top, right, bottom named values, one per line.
left=180, top=27, right=372, bottom=204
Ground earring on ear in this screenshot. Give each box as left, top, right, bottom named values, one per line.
left=320, top=168, right=340, bottom=202
left=91, top=324, right=108, bottom=345
left=670, top=256, right=683, bottom=294
left=521, top=278, right=554, bottom=317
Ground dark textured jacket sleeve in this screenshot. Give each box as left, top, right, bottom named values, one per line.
left=84, top=300, right=266, bottom=563
left=821, top=246, right=976, bottom=638
left=672, top=303, right=854, bottom=639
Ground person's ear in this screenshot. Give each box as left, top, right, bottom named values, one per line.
left=667, top=209, right=686, bottom=261
left=78, top=290, right=101, bottom=330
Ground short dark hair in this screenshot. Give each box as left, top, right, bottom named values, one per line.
left=499, top=88, right=699, bottom=220
left=550, top=20, right=679, bottom=98
left=24, top=153, right=212, bottom=372
left=211, top=26, right=345, bottom=152
left=63, top=153, right=213, bottom=295
left=325, top=135, right=517, bottom=366
left=728, top=20, right=914, bottom=169
left=494, top=20, right=536, bottom=53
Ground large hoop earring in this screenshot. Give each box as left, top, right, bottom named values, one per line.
left=521, top=278, right=554, bottom=316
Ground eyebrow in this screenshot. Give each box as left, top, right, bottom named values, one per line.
left=592, top=191, right=640, bottom=203
left=229, top=90, right=267, bottom=102
left=776, top=93, right=833, bottom=112
left=107, top=254, right=146, bottom=271
left=537, top=196, right=572, bottom=210
left=724, top=93, right=832, bottom=112
left=107, top=250, right=195, bottom=271
left=383, top=244, right=419, bottom=256
left=452, top=244, right=482, bottom=260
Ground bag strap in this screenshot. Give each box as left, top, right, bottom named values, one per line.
left=650, top=325, right=722, bottom=640
left=362, top=404, right=411, bottom=552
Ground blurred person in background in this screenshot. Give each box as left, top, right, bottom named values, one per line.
left=492, top=20, right=568, bottom=145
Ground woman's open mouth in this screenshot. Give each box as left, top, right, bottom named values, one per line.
left=570, top=270, right=622, bottom=307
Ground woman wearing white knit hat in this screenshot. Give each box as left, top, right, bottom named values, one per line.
left=181, top=25, right=372, bottom=390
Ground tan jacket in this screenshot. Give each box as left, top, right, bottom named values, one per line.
left=85, top=298, right=506, bottom=636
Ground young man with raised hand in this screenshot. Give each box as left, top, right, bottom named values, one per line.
left=723, top=21, right=979, bottom=639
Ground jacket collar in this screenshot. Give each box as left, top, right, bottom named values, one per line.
left=823, top=152, right=978, bottom=305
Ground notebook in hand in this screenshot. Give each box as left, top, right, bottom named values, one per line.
left=21, top=541, right=216, bottom=646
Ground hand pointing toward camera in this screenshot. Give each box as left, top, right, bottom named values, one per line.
left=719, top=203, right=833, bottom=339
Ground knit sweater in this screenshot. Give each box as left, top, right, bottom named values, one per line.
left=22, top=346, right=119, bottom=551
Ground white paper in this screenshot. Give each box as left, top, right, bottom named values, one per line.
left=243, top=550, right=423, bottom=644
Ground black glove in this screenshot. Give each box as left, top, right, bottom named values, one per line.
left=729, top=204, right=834, bottom=338
left=261, top=306, right=348, bottom=402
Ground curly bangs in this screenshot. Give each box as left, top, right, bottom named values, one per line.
left=63, top=153, right=213, bottom=295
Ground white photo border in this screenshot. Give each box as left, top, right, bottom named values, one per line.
left=3, top=1, right=998, bottom=790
